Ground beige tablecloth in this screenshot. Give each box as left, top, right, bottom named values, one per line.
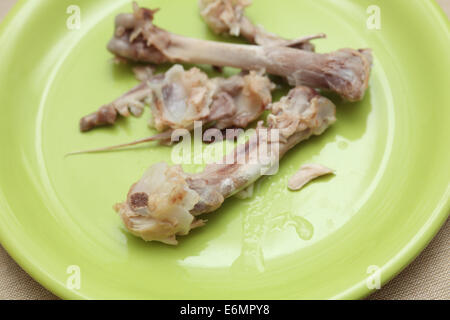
left=0, top=0, right=449, bottom=300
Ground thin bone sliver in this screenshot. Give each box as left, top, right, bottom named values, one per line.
left=288, top=164, right=334, bottom=191
left=66, top=130, right=173, bottom=156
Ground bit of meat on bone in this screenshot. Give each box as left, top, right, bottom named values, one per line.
left=80, top=82, right=151, bottom=132
left=80, top=105, right=118, bottom=132
left=107, top=4, right=372, bottom=101
left=115, top=86, right=336, bottom=244
left=199, top=0, right=326, bottom=51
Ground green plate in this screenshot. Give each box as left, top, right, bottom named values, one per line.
left=0, top=0, right=448, bottom=300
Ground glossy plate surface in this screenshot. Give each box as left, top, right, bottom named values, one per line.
left=0, top=0, right=448, bottom=299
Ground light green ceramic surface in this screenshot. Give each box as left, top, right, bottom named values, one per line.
left=0, top=0, right=448, bottom=300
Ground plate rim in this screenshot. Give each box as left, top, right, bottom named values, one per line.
left=0, top=0, right=449, bottom=300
